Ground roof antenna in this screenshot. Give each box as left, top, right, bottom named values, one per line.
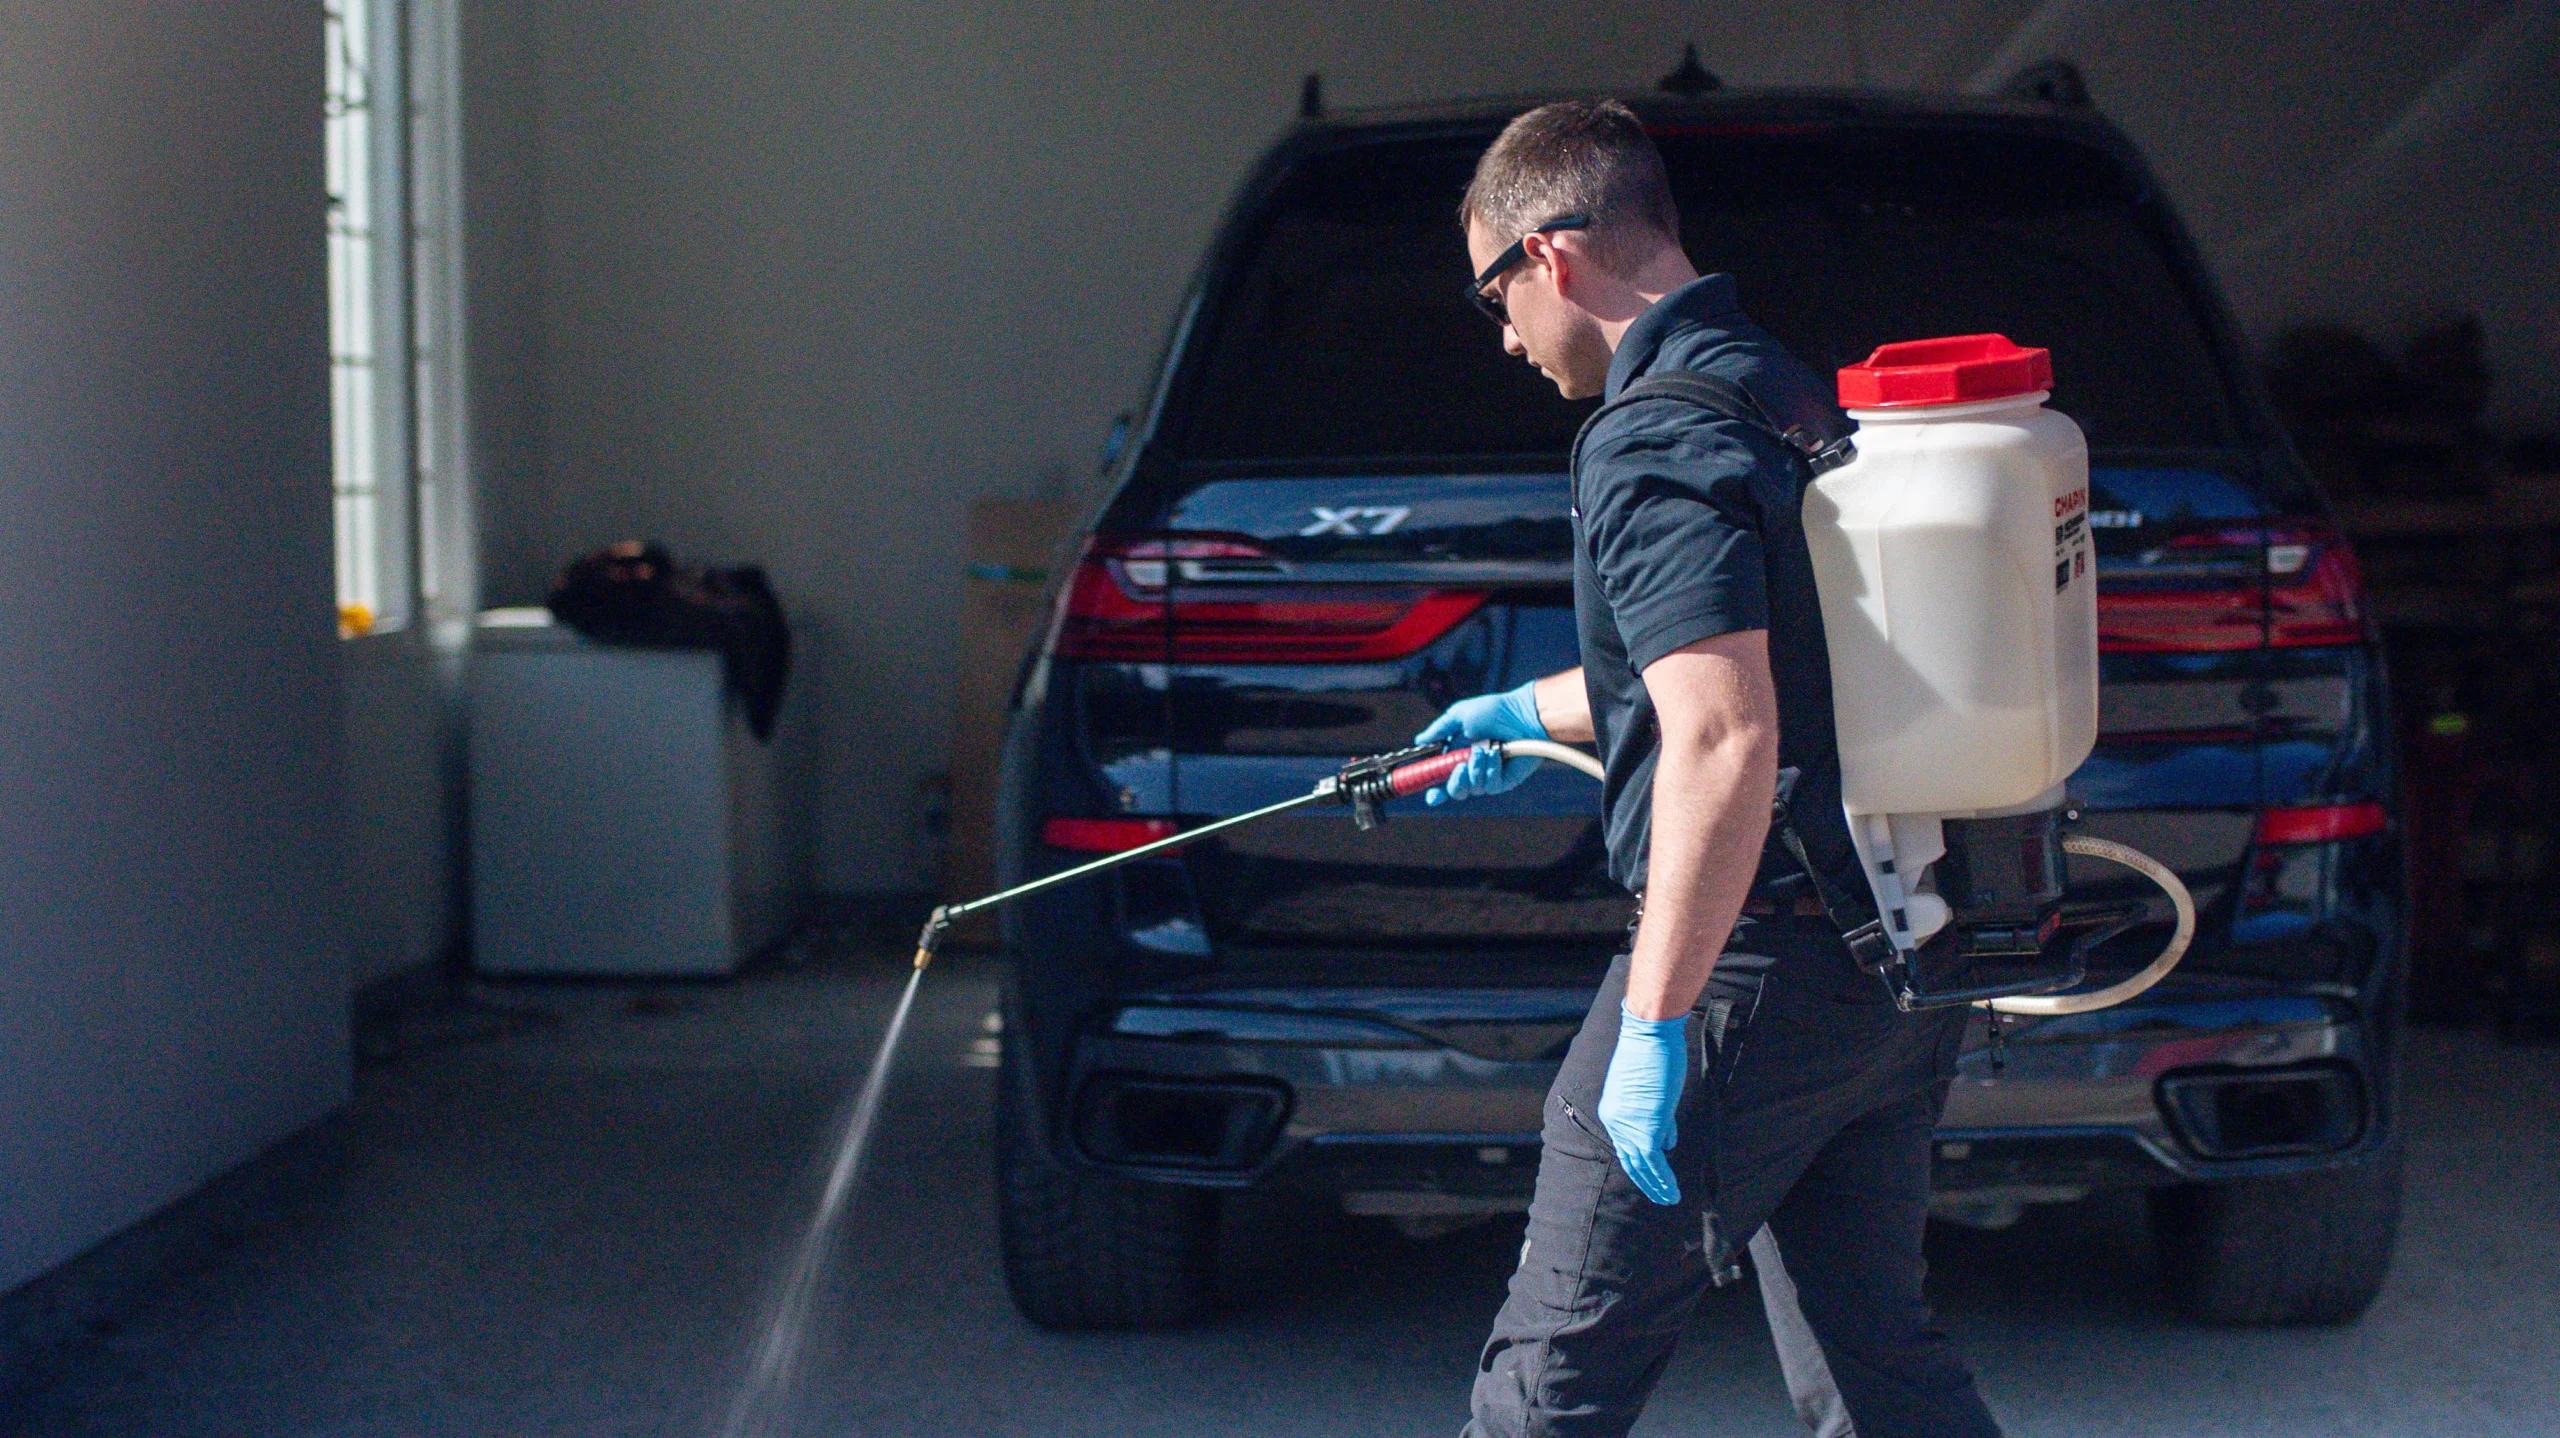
left=1300, top=72, right=1324, bottom=120
left=1658, top=44, right=1720, bottom=98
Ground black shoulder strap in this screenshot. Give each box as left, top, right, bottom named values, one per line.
left=1771, top=767, right=1897, bottom=977
left=1570, top=371, right=1856, bottom=509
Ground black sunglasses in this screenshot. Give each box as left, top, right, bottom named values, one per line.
left=1465, top=213, right=1591, bottom=325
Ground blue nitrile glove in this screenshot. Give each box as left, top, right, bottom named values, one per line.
left=1596, top=1007, right=1688, bottom=1205
left=1412, top=681, right=1547, bottom=805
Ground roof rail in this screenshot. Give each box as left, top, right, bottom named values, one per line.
left=1998, top=58, right=2091, bottom=107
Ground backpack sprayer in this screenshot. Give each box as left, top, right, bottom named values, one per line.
left=911, top=335, right=2195, bottom=1018
left=1798, top=334, right=2194, bottom=1016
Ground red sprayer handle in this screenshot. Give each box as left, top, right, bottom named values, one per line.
left=1385, top=746, right=1474, bottom=797
left=1332, top=741, right=1550, bottom=831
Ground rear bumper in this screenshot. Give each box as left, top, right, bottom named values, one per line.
left=1055, top=987, right=2389, bottom=1196
left=1937, top=990, right=2388, bottom=1187
left=1068, top=1024, right=1552, bottom=1198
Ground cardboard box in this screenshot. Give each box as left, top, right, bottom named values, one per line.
left=942, top=496, right=1079, bottom=927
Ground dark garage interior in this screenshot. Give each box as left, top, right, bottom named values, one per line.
left=4, top=2, right=2557, bottom=1434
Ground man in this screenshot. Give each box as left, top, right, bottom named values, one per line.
left=1417, top=100, right=2003, bottom=1438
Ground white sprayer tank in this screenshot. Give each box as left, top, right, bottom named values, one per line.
left=1806, top=335, right=2098, bottom=820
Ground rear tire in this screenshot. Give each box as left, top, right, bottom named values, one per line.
left=995, top=1048, right=1216, bottom=1330
left=2147, top=1140, right=2403, bottom=1325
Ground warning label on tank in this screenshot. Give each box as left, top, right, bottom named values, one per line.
left=2055, top=520, right=2088, bottom=590
left=2053, top=487, right=2090, bottom=592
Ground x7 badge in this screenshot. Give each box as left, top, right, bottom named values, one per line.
left=1300, top=505, right=1410, bottom=537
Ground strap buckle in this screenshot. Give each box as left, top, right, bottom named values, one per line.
left=1839, top=918, right=1897, bottom=976
left=1783, top=425, right=1858, bottom=476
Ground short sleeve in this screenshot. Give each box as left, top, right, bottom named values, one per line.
left=1577, top=410, right=1776, bottom=673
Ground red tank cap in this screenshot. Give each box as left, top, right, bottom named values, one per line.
left=1837, top=334, right=2053, bottom=409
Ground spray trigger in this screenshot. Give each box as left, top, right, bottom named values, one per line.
left=1329, top=743, right=1444, bottom=831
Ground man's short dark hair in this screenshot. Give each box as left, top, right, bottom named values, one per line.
left=1460, top=99, right=1681, bottom=270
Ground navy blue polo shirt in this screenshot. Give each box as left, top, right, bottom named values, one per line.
left=1572, top=273, right=1859, bottom=902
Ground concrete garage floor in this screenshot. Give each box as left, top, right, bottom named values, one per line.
left=6, top=940, right=2556, bottom=1438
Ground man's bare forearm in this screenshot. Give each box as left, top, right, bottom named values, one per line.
left=1529, top=668, right=1594, bottom=743
left=1622, top=634, right=1780, bottom=1022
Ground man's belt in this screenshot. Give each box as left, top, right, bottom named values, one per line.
left=1628, top=892, right=1833, bottom=919
left=1740, top=895, right=1832, bottom=918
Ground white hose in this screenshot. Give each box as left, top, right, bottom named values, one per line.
left=1499, top=737, right=1608, bottom=782
left=1496, top=740, right=2194, bottom=1016
left=1984, top=835, right=2194, bottom=1016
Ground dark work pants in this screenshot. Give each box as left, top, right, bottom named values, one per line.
left=1464, top=925, right=2001, bottom=1438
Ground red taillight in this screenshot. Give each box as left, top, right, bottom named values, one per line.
left=2097, top=582, right=2266, bottom=653
left=2255, top=802, right=2389, bottom=845
left=1041, top=817, right=1179, bottom=852
left=1052, top=534, right=1487, bottom=663
left=2098, top=522, right=2368, bottom=653
left=2264, top=525, right=2369, bottom=646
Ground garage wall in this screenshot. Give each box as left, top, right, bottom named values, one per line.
left=0, top=1, right=349, bottom=1294
left=465, top=0, right=553, bottom=617
left=1969, top=0, right=2558, bottom=427
left=341, top=640, right=458, bottom=993
left=477, top=0, right=2036, bottom=892
left=2208, top=2, right=2560, bottom=427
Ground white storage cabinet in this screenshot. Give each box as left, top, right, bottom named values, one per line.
left=469, top=614, right=800, bottom=976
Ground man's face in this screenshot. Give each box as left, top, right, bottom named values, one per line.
left=1465, top=217, right=1614, bottom=400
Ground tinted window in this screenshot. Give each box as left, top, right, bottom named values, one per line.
left=1177, top=126, right=2244, bottom=463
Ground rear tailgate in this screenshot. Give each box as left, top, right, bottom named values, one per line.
left=1155, top=471, right=1631, bottom=957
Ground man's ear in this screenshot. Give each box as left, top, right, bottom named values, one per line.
left=1515, top=229, right=1556, bottom=291
left=1523, top=230, right=1578, bottom=301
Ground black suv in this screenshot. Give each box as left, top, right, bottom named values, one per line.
left=990, top=86, right=2404, bottom=1331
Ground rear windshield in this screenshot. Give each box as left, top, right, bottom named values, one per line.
left=1175, top=126, right=2245, bottom=463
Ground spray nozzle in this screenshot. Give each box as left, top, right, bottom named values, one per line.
left=911, top=905, right=951, bottom=971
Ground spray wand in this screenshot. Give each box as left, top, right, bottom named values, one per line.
left=906, top=735, right=2189, bottom=1018
left=908, top=738, right=1605, bottom=971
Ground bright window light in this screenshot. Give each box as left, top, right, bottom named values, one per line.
left=326, top=0, right=381, bottom=636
